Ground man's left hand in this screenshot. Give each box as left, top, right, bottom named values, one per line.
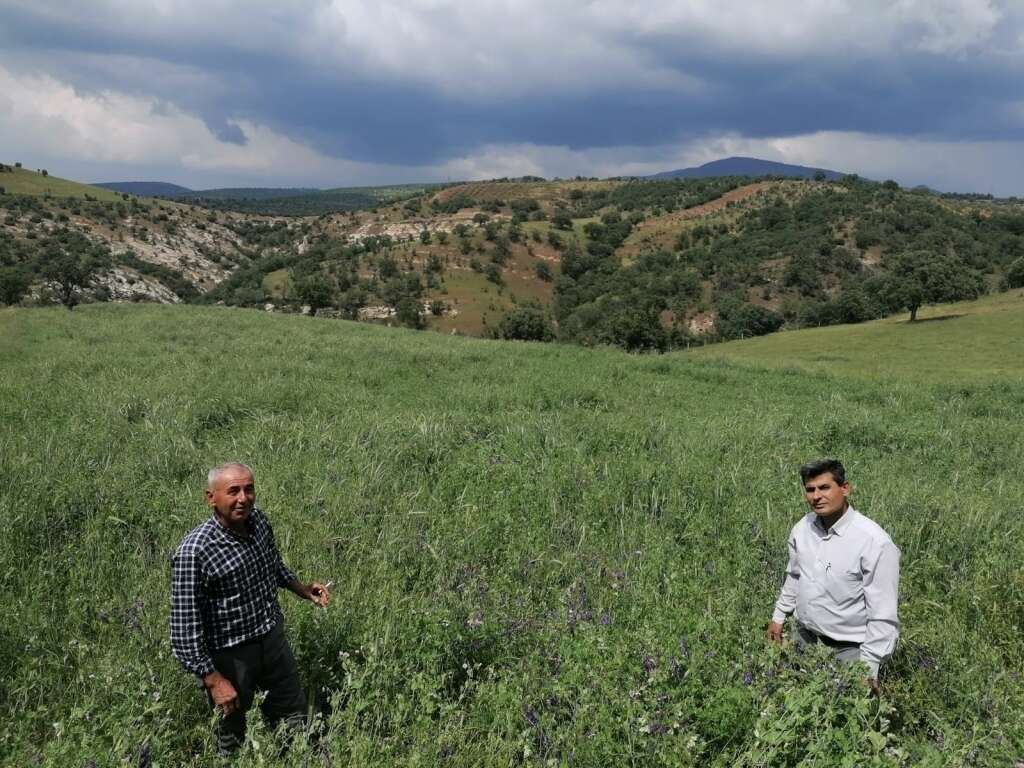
left=308, top=581, right=331, bottom=608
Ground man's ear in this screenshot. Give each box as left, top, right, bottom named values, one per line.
left=204, top=488, right=215, bottom=507
left=840, top=482, right=851, bottom=498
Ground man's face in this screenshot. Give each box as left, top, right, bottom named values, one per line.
left=206, top=467, right=256, bottom=527
left=803, top=472, right=850, bottom=517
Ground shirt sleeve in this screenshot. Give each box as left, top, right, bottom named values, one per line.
left=859, top=539, right=901, bottom=678
left=772, top=529, right=800, bottom=624
left=170, top=546, right=216, bottom=678
left=263, top=514, right=298, bottom=588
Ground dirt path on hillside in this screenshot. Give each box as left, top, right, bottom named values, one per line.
left=620, top=182, right=777, bottom=259
left=675, top=181, right=775, bottom=218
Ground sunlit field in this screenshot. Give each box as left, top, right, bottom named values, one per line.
left=691, top=291, right=1024, bottom=383
left=1, top=303, right=1022, bottom=766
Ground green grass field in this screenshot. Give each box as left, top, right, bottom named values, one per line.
left=1, top=303, right=1022, bottom=766
left=691, top=291, right=1024, bottom=382
left=0, top=167, right=126, bottom=202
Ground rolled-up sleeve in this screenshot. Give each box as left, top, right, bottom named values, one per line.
left=860, top=539, right=901, bottom=677
left=170, top=547, right=216, bottom=678
left=772, top=530, right=800, bottom=624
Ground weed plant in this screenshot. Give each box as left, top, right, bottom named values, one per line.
left=0, top=304, right=1021, bottom=766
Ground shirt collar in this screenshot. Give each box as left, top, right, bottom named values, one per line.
left=209, top=508, right=258, bottom=541
left=814, top=505, right=857, bottom=536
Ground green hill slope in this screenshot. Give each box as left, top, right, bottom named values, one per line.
left=689, top=291, right=1024, bottom=382
left=0, top=165, right=126, bottom=202
left=1, top=304, right=1021, bottom=766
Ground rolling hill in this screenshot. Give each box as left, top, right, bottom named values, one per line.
left=93, top=181, right=194, bottom=197
left=0, top=165, right=129, bottom=202
left=691, top=290, right=1024, bottom=382
left=4, top=168, right=1024, bottom=350
left=650, top=156, right=847, bottom=181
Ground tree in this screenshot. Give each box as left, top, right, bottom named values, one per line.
left=0, top=266, right=32, bottom=305
left=498, top=304, right=555, bottom=341
left=598, top=303, right=667, bottom=352
left=295, top=274, right=333, bottom=315
left=483, top=262, right=504, bottom=285
left=492, top=235, right=511, bottom=265
left=715, top=300, right=784, bottom=340
left=881, top=250, right=985, bottom=321
left=1003, top=256, right=1024, bottom=289
left=552, top=210, right=573, bottom=230
left=338, top=288, right=367, bottom=320
left=395, top=297, right=424, bottom=329
left=41, top=248, right=101, bottom=309
left=534, top=260, right=553, bottom=282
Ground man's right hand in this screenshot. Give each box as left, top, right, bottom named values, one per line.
left=767, top=621, right=785, bottom=644
left=203, top=671, right=239, bottom=715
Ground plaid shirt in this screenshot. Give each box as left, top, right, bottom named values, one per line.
left=170, top=508, right=297, bottom=677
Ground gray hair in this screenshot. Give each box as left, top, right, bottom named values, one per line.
left=207, top=461, right=254, bottom=489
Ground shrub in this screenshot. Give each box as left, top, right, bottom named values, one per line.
left=497, top=304, right=555, bottom=341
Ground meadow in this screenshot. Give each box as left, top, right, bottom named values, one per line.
left=0, top=167, right=126, bottom=202
left=0, top=302, right=1022, bottom=767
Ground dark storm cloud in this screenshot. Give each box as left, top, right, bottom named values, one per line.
left=1, top=0, right=1022, bottom=191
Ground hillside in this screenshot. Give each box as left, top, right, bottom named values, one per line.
left=94, top=180, right=447, bottom=215
left=650, top=156, right=847, bottom=181
left=3, top=169, right=1024, bottom=349
left=94, top=181, right=194, bottom=197
left=690, top=290, right=1024, bottom=382
left=0, top=164, right=127, bottom=202
left=1, top=303, right=1021, bottom=766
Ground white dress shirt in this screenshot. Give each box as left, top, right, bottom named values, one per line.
left=772, top=506, right=900, bottom=676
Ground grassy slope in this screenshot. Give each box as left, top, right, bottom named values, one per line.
left=1, top=304, right=1022, bottom=766
left=0, top=167, right=126, bottom=202
left=690, top=291, right=1024, bottom=382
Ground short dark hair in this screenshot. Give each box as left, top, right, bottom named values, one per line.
left=799, top=458, right=846, bottom=486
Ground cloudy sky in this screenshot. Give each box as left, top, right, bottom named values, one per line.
left=1, top=0, right=1022, bottom=194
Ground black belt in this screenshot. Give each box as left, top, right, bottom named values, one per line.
left=804, top=627, right=859, bottom=649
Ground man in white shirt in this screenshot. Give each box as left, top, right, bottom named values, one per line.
left=767, top=459, right=900, bottom=689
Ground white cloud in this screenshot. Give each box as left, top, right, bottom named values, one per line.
left=0, top=64, right=372, bottom=183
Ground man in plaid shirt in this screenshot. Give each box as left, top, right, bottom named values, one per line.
left=171, top=462, right=331, bottom=754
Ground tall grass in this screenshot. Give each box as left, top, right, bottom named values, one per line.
left=0, top=304, right=1021, bottom=766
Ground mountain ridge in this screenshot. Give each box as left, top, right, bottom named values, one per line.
left=650, top=156, right=848, bottom=181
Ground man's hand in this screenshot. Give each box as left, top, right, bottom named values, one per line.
left=767, top=621, right=785, bottom=644
left=308, top=581, right=331, bottom=608
left=286, top=578, right=331, bottom=607
left=203, top=671, right=239, bottom=715
left=864, top=676, right=880, bottom=695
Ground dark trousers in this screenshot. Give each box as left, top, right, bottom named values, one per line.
left=209, top=621, right=307, bottom=754
left=796, top=625, right=862, bottom=664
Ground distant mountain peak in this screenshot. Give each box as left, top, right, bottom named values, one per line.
left=650, top=156, right=847, bottom=181
left=94, top=181, right=194, bottom=197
